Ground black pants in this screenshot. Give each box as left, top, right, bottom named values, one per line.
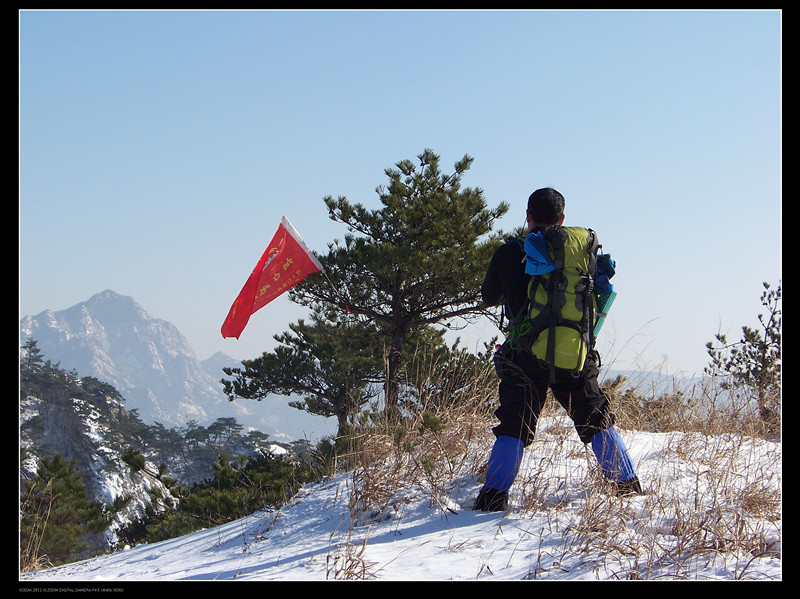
left=492, top=347, right=614, bottom=446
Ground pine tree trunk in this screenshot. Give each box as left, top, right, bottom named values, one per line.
left=385, top=330, right=404, bottom=412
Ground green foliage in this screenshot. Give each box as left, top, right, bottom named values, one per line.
left=20, top=338, right=75, bottom=402
left=289, top=149, right=508, bottom=408
left=705, top=282, right=781, bottom=433
left=121, top=448, right=146, bottom=472
left=117, top=451, right=320, bottom=545
left=222, top=309, right=384, bottom=437
left=20, top=453, right=113, bottom=569
left=206, top=417, right=243, bottom=445
left=419, top=410, right=443, bottom=435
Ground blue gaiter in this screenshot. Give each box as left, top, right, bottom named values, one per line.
left=485, top=436, right=525, bottom=493
left=591, top=427, right=636, bottom=483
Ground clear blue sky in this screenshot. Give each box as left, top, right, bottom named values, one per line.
left=20, top=10, right=781, bottom=376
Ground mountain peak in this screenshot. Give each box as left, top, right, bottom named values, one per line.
left=90, top=289, right=127, bottom=300
left=86, top=289, right=135, bottom=306
left=81, top=289, right=150, bottom=322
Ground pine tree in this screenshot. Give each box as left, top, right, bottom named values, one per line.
left=223, top=307, right=384, bottom=436
left=290, top=149, right=508, bottom=409
left=706, top=281, right=781, bottom=433
left=20, top=453, right=111, bottom=568
left=20, top=337, right=45, bottom=371
left=20, top=338, right=64, bottom=399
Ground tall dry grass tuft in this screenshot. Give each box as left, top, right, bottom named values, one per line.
left=603, top=368, right=781, bottom=440
left=326, top=344, right=500, bottom=527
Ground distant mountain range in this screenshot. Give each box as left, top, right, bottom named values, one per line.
left=19, top=290, right=334, bottom=443
left=18, top=290, right=706, bottom=446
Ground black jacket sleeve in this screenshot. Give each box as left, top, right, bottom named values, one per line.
left=481, top=239, right=530, bottom=320
left=481, top=250, right=504, bottom=307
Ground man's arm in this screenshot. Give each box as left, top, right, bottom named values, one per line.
left=481, top=249, right=504, bottom=307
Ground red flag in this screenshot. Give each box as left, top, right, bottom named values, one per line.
left=221, top=216, right=324, bottom=339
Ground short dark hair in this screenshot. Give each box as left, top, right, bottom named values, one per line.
left=527, top=188, right=565, bottom=225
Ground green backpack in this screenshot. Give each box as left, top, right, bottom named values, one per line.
left=508, top=225, right=600, bottom=381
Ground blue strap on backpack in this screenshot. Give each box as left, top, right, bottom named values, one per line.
left=523, top=232, right=555, bottom=276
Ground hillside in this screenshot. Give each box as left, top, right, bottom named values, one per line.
left=19, top=367, right=178, bottom=557
left=20, top=413, right=781, bottom=582
left=20, top=338, right=323, bottom=569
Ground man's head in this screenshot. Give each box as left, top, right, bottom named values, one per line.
left=526, top=187, right=565, bottom=230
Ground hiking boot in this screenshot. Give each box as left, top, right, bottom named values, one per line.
left=473, top=487, right=509, bottom=512
left=613, top=477, right=644, bottom=497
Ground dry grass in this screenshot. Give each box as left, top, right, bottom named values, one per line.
left=528, top=428, right=781, bottom=580
left=318, top=349, right=781, bottom=580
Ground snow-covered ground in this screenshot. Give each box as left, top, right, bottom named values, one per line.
left=20, top=418, right=781, bottom=582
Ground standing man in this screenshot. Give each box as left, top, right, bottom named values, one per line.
left=474, top=188, right=643, bottom=512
